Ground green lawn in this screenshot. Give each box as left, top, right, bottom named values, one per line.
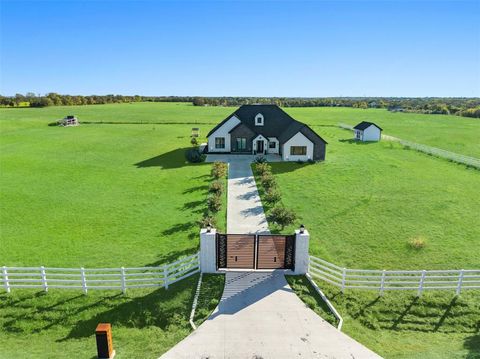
left=0, top=274, right=225, bottom=359
left=288, top=277, right=480, bottom=359
left=285, top=107, right=480, bottom=157
left=256, top=127, right=480, bottom=270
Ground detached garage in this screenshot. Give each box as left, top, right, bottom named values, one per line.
left=353, top=121, right=382, bottom=142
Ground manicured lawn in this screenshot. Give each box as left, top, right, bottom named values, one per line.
left=289, top=277, right=480, bottom=359
left=0, top=118, right=227, bottom=267
left=256, top=127, right=480, bottom=270
left=0, top=274, right=225, bottom=359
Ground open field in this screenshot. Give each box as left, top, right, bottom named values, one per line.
left=1, top=102, right=479, bottom=358
left=255, top=126, right=480, bottom=270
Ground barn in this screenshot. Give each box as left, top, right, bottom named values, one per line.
left=353, top=121, right=382, bottom=142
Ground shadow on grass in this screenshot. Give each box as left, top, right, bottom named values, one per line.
left=143, top=247, right=199, bottom=267
left=338, top=138, right=377, bottom=144
left=134, top=148, right=209, bottom=169
left=60, top=275, right=198, bottom=341
left=464, top=334, right=480, bottom=359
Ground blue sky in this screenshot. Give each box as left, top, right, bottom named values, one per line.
left=1, top=1, right=479, bottom=97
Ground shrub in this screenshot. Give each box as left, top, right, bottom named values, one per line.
left=190, top=137, right=198, bottom=146
left=264, top=188, right=281, bottom=204
left=211, top=161, right=228, bottom=179
left=254, top=162, right=271, bottom=176
left=198, top=212, right=218, bottom=228
left=307, top=159, right=315, bottom=164
left=408, top=236, right=427, bottom=249
left=207, top=195, right=222, bottom=213
left=186, top=148, right=206, bottom=163
left=254, top=156, right=267, bottom=164
left=209, top=180, right=224, bottom=195
left=261, top=172, right=276, bottom=190
left=268, top=206, right=297, bottom=230
left=296, top=160, right=305, bottom=164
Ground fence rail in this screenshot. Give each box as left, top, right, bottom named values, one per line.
left=1, top=253, right=200, bottom=294
left=338, top=123, right=480, bottom=169
left=309, top=256, right=480, bottom=295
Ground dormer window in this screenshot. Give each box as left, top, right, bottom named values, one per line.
left=255, top=113, right=264, bottom=126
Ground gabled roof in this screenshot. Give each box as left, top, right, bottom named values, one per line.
left=353, top=121, right=383, bottom=131
left=207, top=104, right=327, bottom=145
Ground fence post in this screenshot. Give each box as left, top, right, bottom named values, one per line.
left=80, top=267, right=88, bottom=294
left=417, top=270, right=426, bottom=297
left=2, top=266, right=10, bottom=293
left=341, top=268, right=346, bottom=293
left=164, top=265, right=169, bottom=290
left=379, top=270, right=386, bottom=296
left=456, top=269, right=464, bottom=296
left=40, top=266, right=48, bottom=292
left=121, top=267, right=126, bottom=294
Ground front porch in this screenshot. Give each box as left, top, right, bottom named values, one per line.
left=205, top=153, right=282, bottom=163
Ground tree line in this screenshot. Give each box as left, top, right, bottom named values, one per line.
left=1, top=93, right=479, bottom=118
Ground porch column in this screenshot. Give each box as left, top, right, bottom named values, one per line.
left=294, top=228, right=310, bottom=274
left=200, top=228, right=217, bottom=273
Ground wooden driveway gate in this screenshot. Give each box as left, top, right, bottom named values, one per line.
left=216, top=233, right=295, bottom=270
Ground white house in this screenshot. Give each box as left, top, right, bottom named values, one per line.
left=353, top=121, right=382, bottom=142
left=206, top=105, right=327, bottom=161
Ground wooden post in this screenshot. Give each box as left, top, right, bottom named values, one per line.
left=120, top=267, right=126, bottom=294
left=40, top=266, right=48, bottom=292
left=417, top=270, right=426, bottom=297
left=456, top=269, right=464, bottom=296
left=81, top=267, right=88, bottom=294
left=2, top=266, right=10, bottom=293
left=164, top=265, right=169, bottom=290
left=379, top=270, right=386, bottom=296
left=341, top=268, right=346, bottom=293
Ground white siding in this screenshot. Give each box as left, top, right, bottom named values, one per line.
left=282, top=132, right=314, bottom=161
left=362, top=125, right=381, bottom=141
left=207, top=115, right=241, bottom=152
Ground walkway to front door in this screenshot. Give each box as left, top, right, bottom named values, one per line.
left=160, top=271, right=382, bottom=359
left=227, top=158, right=269, bottom=234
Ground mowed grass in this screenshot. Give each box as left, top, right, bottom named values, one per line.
left=0, top=274, right=225, bottom=359
left=258, top=127, right=480, bottom=270
left=0, top=115, right=226, bottom=267
left=286, top=107, right=480, bottom=158
left=288, top=277, right=480, bottom=359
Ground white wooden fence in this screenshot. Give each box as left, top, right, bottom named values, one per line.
left=338, top=123, right=480, bottom=169
left=1, top=253, right=200, bottom=294
left=309, top=256, right=480, bottom=295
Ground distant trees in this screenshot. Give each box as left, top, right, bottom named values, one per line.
left=0, top=93, right=479, bottom=119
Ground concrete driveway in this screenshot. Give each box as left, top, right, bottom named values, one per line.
left=160, top=271, right=382, bottom=359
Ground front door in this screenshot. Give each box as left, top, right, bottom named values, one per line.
left=257, top=140, right=264, bottom=154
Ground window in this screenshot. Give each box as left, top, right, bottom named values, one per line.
left=269, top=141, right=276, bottom=149
left=236, top=137, right=247, bottom=150
left=215, top=137, right=225, bottom=149
left=255, top=113, right=264, bottom=126
left=290, top=146, right=307, bottom=155
left=355, top=130, right=361, bottom=139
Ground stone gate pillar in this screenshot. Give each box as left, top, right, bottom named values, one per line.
left=200, top=228, right=217, bottom=273
left=294, top=228, right=310, bottom=274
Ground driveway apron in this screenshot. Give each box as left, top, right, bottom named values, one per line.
left=160, top=271, right=382, bottom=359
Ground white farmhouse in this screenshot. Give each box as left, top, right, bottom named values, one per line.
left=353, top=121, right=382, bottom=142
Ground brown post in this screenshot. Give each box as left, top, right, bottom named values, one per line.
left=95, top=323, right=115, bottom=358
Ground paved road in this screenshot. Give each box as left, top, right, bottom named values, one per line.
left=160, top=271, right=382, bottom=359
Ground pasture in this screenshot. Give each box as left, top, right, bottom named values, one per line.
left=1, top=102, right=479, bottom=358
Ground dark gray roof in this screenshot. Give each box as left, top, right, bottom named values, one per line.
left=207, top=104, right=327, bottom=145
left=353, top=121, right=383, bottom=131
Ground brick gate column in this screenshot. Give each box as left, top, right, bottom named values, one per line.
left=200, top=228, right=217, bottom=273
left=294, top=228, right=310, bottom=274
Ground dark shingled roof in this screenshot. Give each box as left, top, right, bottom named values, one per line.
left=353, top=121, right=383, bottom=131
left=207, top=104, right=327, bottom=145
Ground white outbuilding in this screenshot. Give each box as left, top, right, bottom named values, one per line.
left=353, top=121, right=382, bottom=142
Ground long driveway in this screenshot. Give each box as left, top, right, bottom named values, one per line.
left=160, top=271, right=382, bottom=359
